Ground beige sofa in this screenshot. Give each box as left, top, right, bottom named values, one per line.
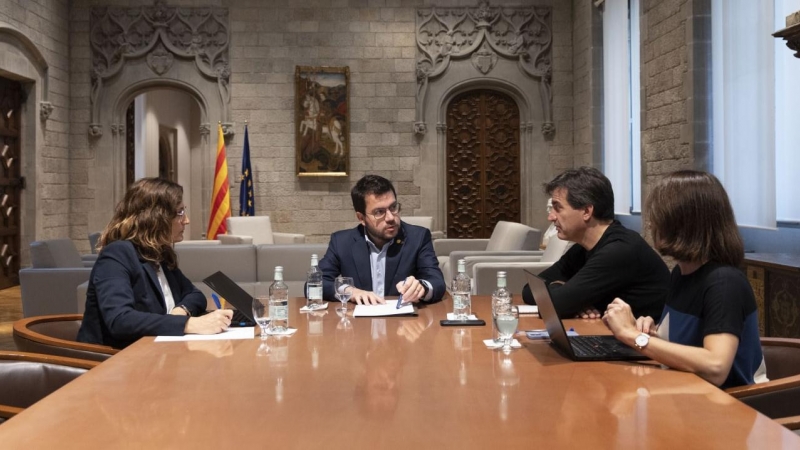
left=72, top=243, right=328, bottom=314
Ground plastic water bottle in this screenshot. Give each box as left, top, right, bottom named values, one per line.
left=452, top=259, right=471, bottom=320
left=269, top=266, right=289, bottom=333
left=306, top=254, right=323, bottom=310
left=491, top=271, right=511, bottom=342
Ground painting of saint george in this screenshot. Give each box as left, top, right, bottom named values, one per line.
left=295, top=66, right=349, bottom=176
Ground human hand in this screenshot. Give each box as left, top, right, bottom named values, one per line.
left=636, top=316, right=657, bottom=335
left=575, top=307, right=601, bottom=319
left=397, top=276, right=426, bottom=304
left=350, top=287, right=385, bottom=305
left=602, top=298, right=637, bottom=339
left=184, top=309, right=233, bottom=334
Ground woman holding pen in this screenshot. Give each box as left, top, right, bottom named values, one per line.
left=78, top=178, right=232, bottom=349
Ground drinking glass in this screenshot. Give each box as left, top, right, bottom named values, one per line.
left=252, top=294, right=271, bottom=339
left=494, top=306, right=519, bottom=353
left=334, top=276, right=353, bottom=314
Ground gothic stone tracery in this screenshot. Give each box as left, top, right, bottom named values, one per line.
left=415, top=1, right=554, bottom=137
left=89, top=1, right=232, bottom=137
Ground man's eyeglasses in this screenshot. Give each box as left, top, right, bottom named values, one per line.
left=366, top=203, right=401, bottom=220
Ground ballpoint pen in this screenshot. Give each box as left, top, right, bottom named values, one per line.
left=395, top=279, right=407, bottom=309
left=211, top=293, right=222, bottom=309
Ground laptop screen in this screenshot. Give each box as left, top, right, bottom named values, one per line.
left=524, top=270, right=576, bottom=358
left=202, top=271, right=257, bottom=323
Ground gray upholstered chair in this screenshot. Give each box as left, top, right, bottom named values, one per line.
left=13, top=314, right=118, bottom=362
left=19, top=239, right=93, bottom=317
left=470, top=236, right=572, bottom=295
left=219, top=216, right=305, bottom=245
left=0, top=351, right=98, bottom=423
left=726, top=337, right=800, bottom=430
left=256, top=243, right=329, bottom=295
left=401, top=216, right=444, bottom=240
left=434, top=221, right=542, bottom=281
left=87, top=231, right=101, bottom=254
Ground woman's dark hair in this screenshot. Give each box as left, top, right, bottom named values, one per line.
left=351, top=175, right=396, bottom=214
left=646, top=170, right=744, bottom=267
left=544, top=167, right=615, bottom=220
left=99, top=177, right=183, bottom=268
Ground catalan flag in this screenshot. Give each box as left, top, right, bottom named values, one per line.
left=207, top=123, right=231, bottom=240
left=239, top=125, right=255, bottom=216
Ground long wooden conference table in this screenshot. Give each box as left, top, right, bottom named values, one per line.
left=1, top=296, right=798, bottom=448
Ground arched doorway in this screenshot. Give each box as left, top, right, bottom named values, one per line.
left=446, top=89, right=521, bottom=238
left=121, top=88, right=202, bottom=238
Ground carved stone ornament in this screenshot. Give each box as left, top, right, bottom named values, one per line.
left=415, top=1, right=554, bottom=137
left=199, top=123, right=211, bottom=136
left=774, top=18, right=800, bottom=59
left=146, top=43, right=175, bottom=75
left=39, top=101, right=53, bottom=121
left=88, top=123, right=103, bottom=137
left=541, top=122, right=555, bottom=137
left=414, top=122, right=427, bottom=135
left=221, top=122, right=235, bottom=138
left=471, top=42, right=498, bottom=75
left=89, top=0, right=231, bottom=137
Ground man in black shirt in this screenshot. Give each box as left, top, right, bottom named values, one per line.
left=522, top=167, right=669, bottom=319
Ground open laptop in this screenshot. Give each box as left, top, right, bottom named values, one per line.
left=202, top=271, right=257, bottom=327
left=524, top=270, right=648, bottom=362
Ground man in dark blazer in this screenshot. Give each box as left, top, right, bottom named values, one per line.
left=319, top=175, right=446, bottom=305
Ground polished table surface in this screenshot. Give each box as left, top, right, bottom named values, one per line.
left=1, top=296, right=798, bottom=448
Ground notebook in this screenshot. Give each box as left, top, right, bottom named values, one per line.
left=524, top=270, right=648, bottom=362
left=202, top=271, right=257, bottom=327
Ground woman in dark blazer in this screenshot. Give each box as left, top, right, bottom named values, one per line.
left=78, top=178, right=232, bottom=349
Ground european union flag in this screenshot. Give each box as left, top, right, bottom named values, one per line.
left=239, top=125, right=255, bottom=216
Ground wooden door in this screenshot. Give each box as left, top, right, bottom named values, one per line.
left=0, top=77, right=24, bottom=288
left=446, top=90, right=521, bottom=238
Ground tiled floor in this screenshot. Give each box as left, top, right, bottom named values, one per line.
left=0, top=286, right=22, bottom=351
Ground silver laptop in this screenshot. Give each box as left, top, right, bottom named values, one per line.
left=524, top=270, right=648, bottom=362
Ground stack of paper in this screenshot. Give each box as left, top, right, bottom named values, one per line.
left=353, top=303, right=416, bottom=317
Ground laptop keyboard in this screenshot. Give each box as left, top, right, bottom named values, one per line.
left=569, top=336, right=627, bottom=358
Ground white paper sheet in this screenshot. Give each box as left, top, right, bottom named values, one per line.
left=353, top=303, right=415, bottom=317
left=516, top=305, right=539, bottom=315
left=154, top=327, right=255, bottom=342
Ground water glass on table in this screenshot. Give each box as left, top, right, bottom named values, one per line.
left=494, top=306, right=519, bottom=353
left=253, top=285, right=271, bottom=339
left=334, top=276, right=353, bottom=313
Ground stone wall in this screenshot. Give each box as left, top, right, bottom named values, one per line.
left=571, top=0, right=601, bottom=170
left=65, top=0, right=575, bottom=244
left=640, top=0, right=694, bottom=199
left=0, top=0, right=71, bottom=261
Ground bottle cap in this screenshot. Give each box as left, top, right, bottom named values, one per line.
left=457, top=258, right=466, bottom=272
left=311, top=254, right=319, bottom=266
left=274, top=265, right=284, bottom=280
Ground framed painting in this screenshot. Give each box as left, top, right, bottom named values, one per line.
left=295, top=66, right=350, bottom=177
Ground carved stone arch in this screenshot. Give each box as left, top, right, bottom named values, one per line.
left=0, top=22, right=53, bottom=263
left=89, top=78, right=215, bottom=238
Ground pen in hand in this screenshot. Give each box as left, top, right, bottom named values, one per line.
left=211, top=293, right=222, bottom=309
left=395, top=279, right=407, bottom=309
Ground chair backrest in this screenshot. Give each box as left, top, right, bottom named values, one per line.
left=13, top=315, right=118, bottom=362
left=88, top=232, right=101, bottom=254
left=227, top=216, right=274, bottom=245
left=0, top=351, right=97, bottom=422
left=762, top=338, right=800, bottom=380
left=402, top=216, right=434, bottom=231
left=540, top=235, right=572, bottom=262
left=486, top=221, right=541, bottom=252
left=29, top=239, right=84, bottom=268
